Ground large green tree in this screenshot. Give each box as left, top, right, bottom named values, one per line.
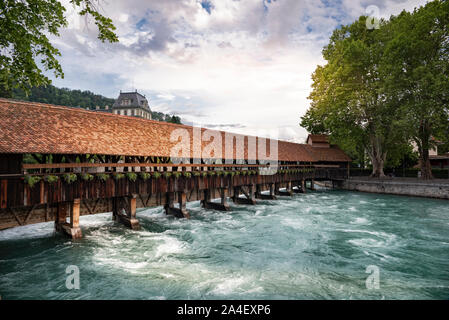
left=301, top=16, right=407, bottom=177
left=0, top=0, right=118, bottom=97
left=382, top=0, right=449, bottom=179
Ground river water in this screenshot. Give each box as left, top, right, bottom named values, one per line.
left=0, top=189, right=448, bottom=300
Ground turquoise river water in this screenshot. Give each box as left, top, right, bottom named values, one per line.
left=0, top=189, right=448, bottom=300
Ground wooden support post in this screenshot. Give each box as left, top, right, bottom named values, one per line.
left=255, top=184, right=277, bottom=200
left=278, top=181, right=293, bottom=196
left=165, top=192, right=190, bottom=218
left=301, top=179, right=306, bottom=193
left=55, top=200, right=82, bottom=239
left=113, top=195, right=140, bottom=230
left=202, top=189, right=230, bottom=211
left=274, top=182, right=281, bottom=196
left=310, top=179, right=315, bottom=191
left=233, top=185, right=256, bottom=205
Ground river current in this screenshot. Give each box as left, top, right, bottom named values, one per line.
left=0, top=189, right=448, bottom=300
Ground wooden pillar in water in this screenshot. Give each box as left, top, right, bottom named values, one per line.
left=256, top=183, right=277, bottom=200
left=113, top=195, right=140, bottom=230
left=278, top=181, right=293, bottom=196
left=55, top=199, right=82, bottom=239
left=165, top=192, right=190, bottom=218
left=202, top=188, right=230, bottom=211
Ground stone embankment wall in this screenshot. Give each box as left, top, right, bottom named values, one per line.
left=336, top=179, right=449, bottom=200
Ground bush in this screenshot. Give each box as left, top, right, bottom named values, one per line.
left=163, top=172, right=172, bottom=179
left=126, top=172, right=137, bottom=182
left=97, top=173, right=109, bottom=182
left=139, top=172, right=151, bottom=180
left=183, top=172, right=192, bottom=178
left=208, top=171, right=216, bottom=176
left=113, top=173, right=125, bottom=180
left=153, top=172, right=161, bottom=179
left=193, top=171, right=201, bottom=177
left=63, top=173, right=77, bottom=184
left=80, top=173, right=94, bottom=181
left=24, top=175, right=41, bottom=188
left=173, top=172, right=182, bottom=179
left=45, top=175, right=59, bottom=184
left=201, top=172, right=208, bottom=178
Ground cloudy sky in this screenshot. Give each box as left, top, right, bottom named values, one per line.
left=50, top=0, right=427, bottom=142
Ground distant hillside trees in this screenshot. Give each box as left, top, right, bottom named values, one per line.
left=301, top=0, right=449, bottom=179
left=0, top=0, right=118, bottom=96
left=11, top=85, right=182, bottom=124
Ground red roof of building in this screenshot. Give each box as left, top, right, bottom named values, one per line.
left=0, top=98, right=324, bottom=162
left=306, top=134, right=329, bottom=144
left=304, top=145, right=352, bottom=163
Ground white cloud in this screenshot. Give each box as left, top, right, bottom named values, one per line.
left=49, top=0, right=429, bottom=142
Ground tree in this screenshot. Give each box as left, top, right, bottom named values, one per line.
left=383, top=0, right=449, bottom=179
left=301, top=16, right=408, bottom=177
left=0, top=0, right=118, bottom=96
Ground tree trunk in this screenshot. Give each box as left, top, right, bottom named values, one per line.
left=420, top=147, right=433, bottom=180
left=367, top=134, right=386, bottom=178
left=416, top=120, right=433, bottom=180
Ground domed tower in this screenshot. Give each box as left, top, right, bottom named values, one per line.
left=112, top=90, right=152, bottom=119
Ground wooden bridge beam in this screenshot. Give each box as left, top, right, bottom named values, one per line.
left=164, top=192, right=190, bottom=218
left=202, top=188, right=230, bottom=211
left=55, top=199, right=82, bottom=239
left=255, top=183, right=277, bottom=200
left=113, top=195, right=140, bottom=230
left=233, top=185, right=256, bottom=205
left=278, top=181, right=293, bottom=196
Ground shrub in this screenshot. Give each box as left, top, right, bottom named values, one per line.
left=208, top=171, right=216, bottom=176
left=173, top=172, right=182, bottom=179
left=63, top=173, right=77, bottom=184
left=183, top=172, right=192, bottom=178
left=193, top=171, right=201, bottom=177
left=139, top=172, right=151, bottom=180
left=97, top=173, right=109, bottom=182
left=113, top=173, right=125, bottom=180
left=24, top=175, right=41, bottom=188
left=153, top=172, right=161, bottom=179
left=223, top=171, right=229, bottom=176
left=216, top=170, right=223, bottom=176
left=241, top=171, right=247, bottom=176
left=126, top=172, right=137, bottom=182
left=234, top=171, right=240, bottom=176
left=201, top=172, right=208, bottom=178
left=163, top=172, right=172, bottom=179
left=45, top=175, right=59, bottom=184
left=80, top=173, right=94, bottom=181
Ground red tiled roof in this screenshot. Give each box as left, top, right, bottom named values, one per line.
left=304, top=145, right=352, bottom=162
left=307, top=134, right=329, bottom=144
left=0, top=98, right=320, bottom=162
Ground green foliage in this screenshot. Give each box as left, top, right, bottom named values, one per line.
left=208, top=171, right=216, bottom=176
left=152, top=172, right=161, bottom=179
left=80, top=173, right=94, bottom=181
left=139, top=172, right=151, bottom=181
left=0, top=0, right=118, bottom=96
left=183, top=172, right=192, bottom=178
left=126, top=172, right=137, bottom=182
left=241, top=171, right=247, bottom=176
left=163, top=172, right=172, bottom=179
left=11, top=85, right=182, bottom=124
left=300, top=1, right=449, bottom=178
left=215, top=171, right=223, bottom=176
left=113, top=173, right=125, bottom=180
left=44, top=175, right=59, bottom=184
left=96, top=173, right=109, bottom=182
left=173, top=172, right=182, bottom=179
left=63, top=173, right=77, bottom=184
left=193, top=171, right=201, bottom=177
left=24, top=175, right=41, bottom=188
left=201, top=172, right=208, bottom=178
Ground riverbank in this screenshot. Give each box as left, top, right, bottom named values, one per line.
left=337, top=177, right=449, bottom=200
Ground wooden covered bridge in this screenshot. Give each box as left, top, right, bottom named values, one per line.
left=0, top=98, right=351, bottom=238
